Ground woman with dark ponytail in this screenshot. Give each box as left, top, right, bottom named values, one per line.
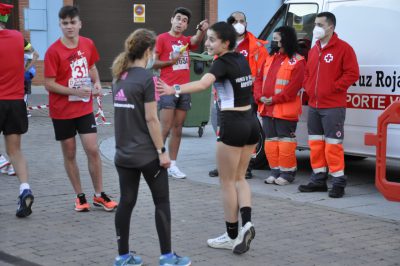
left=111, top=29, right=191, bottom=266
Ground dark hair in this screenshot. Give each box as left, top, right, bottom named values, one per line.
left=317, top=12, right=336, bottom=27
left=172, top=7, right=192, bottom=23
left=227, top=11, right=247, bottom=24
left=274, top=26, right=298, bottom=58
left=210, top=22, right=237, bottom=51
left=111, top=29, right=156, bottom=79
left=59, top=5, right=79, bottom=19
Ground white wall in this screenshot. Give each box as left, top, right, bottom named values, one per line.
left=218, top=0, right=282, bottom=36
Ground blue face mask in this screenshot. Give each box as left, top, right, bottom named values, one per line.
left=145, top=53, right=155, bottom=69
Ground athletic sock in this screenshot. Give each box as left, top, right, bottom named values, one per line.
left=95, top=193, right=101, bottom=198
left=226, top=221, right=239, bottom=239
left=240, top=206, right=252, bottom=226
left=170, top=160, right=176, bottom=167
left=19, top=183, right=30, bottom=195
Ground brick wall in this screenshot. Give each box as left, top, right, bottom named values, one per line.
left=206, top=0, right=218, bottom=24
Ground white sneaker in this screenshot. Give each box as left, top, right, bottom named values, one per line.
left=7, top=165, right=16, bottom=176
left=207, top=232, right=235, bottom=250
left=264, top=176, right=276, bottom=184
left=0, top=154, right=10, bottom=169
left=1, top=165, right=16, bottom=176
left=274, top=177, right=290, bottom=186
left=233, top=222, right=255, bottom=254
left=168, top=166, right=186, bottom=179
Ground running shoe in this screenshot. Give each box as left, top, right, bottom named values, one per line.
left=75, top=193, right=90, bottom=212
left=0, top=154, right=10, bottom=169
left=159, top=253, right=191, bottom=266
left=114, top=252, right=143, bottom=266
left=1, top=165, right=16, bottom=176
left=93, top=192, right=118, bottom=211
left=232, top=222, right=255, bottom=254
left=207, top=232, right=235, bottom=250
left=168, top=166, right=186, bottom=179
left=16, top=189, right=34, bottom=218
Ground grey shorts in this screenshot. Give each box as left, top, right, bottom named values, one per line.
left=158, top=93, right=191, bottom=111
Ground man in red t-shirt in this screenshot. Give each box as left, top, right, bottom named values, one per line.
left=0, top=2, right=34, bottom=218
left=153, top=7, right=208, bottom=179
left=44, top=5, right=117, bottom=212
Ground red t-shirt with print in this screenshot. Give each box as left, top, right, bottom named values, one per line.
left=156, top=32, right=196, bottom=86
left=0, top=29, right=24, bottom=100
left=44, top=36, right=99, bottom=119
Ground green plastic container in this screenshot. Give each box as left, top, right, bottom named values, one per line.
left=184, top=52, right=213, bottom=137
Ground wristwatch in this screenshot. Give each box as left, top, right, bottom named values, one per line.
left=173, top=84, right=181, bottom=97
left=157, top=147, right=166, bottom=155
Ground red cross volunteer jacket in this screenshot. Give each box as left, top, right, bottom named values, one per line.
left=304, top=32, right=359, bottom=109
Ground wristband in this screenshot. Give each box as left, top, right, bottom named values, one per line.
left=173, top=84, right=181, bottom=97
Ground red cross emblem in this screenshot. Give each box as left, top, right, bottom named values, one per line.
left=324, top=53, right=334, bottom=63
left=240, top=50, right=248, bottom=57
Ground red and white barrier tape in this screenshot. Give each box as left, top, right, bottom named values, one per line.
left=26, top=91, right=113, bottom=125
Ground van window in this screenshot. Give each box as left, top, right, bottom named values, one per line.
left=259, top=3, right=318, bottom=57
left=286, top=4, right=318, bottom=58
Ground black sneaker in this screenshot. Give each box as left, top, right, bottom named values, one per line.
left=329, top=186, right=345, bottom=198
left=208, top=168, right=219, bottom=177
left=16, top=189, right=34, bottom=218
left=245, top=169, right=253, bottom=179
left=298, top=182, right=328, bottom=192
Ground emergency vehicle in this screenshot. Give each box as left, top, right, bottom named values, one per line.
left=258, top=0, right=400, bottom=159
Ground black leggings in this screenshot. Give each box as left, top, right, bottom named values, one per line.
left=115, top=159, right=171, bottom=255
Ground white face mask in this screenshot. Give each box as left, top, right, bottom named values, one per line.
left=233, top=23, right=246, bottom=35
left=145, top=52, right=155, bottom=69
left=313, top=26, right=326, bottom=40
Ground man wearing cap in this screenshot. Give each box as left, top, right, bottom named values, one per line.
left=0, top=2, right=35, bottom=218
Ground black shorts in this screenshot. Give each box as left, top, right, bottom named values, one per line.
left=219, top=109, right=259, bottom=147
left=0, top=100, right=28, bottom=135
left=52, top=113, right=97, bottom=141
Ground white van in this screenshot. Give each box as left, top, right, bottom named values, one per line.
left=258, top=0, right=400, bottom=159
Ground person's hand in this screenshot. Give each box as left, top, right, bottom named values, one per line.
left=265, top=97, right=273, bottom=105
left=197, top=19, right=209, bottom=32
left=75, top=86, right=92, bottom=98
left=260, top=96, right=267, bottom=104
left=159, top=153, right=171, bottom=169
left=170, top=52, right=182, bottom=65
left=156, top=79, right=175, bottom=96
left=92, top=82, right=102, bottom=97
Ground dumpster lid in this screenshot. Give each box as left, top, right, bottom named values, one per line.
left=189, top=52, right=213, bottom=62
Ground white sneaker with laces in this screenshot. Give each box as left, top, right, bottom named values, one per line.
left=0, top=154, right=10, bottom=169
left=233, top=222, right=255, bottom=254
left=1, top=165, right=16, bottom=176
left=264, top=176, right=276, bottom=184
left=207, top=232, right=235, bottom=250
left=274, top=177, right=290, bottom=186
left=168, top=165, right=186, bottom=179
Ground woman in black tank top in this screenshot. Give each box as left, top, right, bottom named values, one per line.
left=157, top=22, right=258, bottom=255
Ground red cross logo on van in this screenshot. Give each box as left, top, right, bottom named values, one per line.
left=324, top=53, right=334, bottom=63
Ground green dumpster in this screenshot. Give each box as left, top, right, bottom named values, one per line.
left=184, top=52, right=213, bottom=137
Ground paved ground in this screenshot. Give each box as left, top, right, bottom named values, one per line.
left=0, top=88, right=399, bottom=266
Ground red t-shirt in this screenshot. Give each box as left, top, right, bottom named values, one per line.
left=0, top=29, right=24, bottom=100
left=156, top=32, right=196, bottom=86
left=235, top=37, right=249, bottom=60
left=44, top=36, right=99, bottom=119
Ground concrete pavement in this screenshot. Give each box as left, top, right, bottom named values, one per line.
left=0, top=88, right=399, bottom=266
